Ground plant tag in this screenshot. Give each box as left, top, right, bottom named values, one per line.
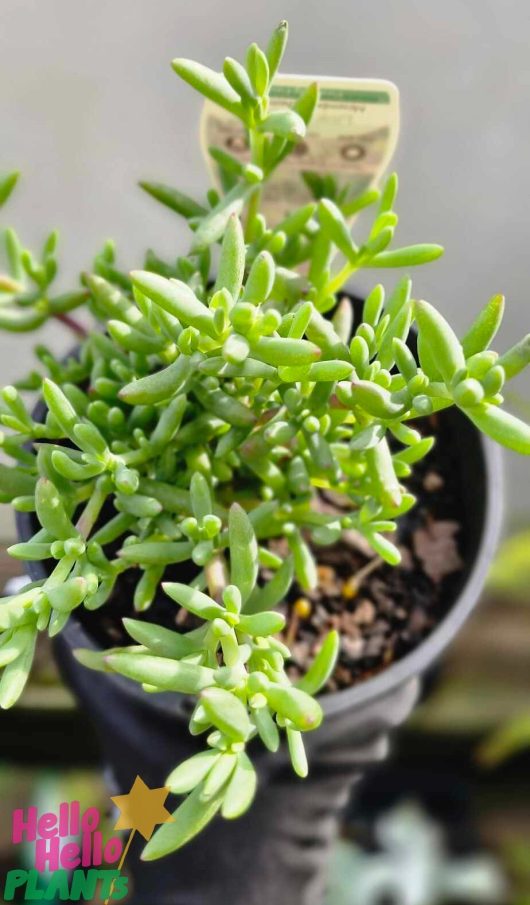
left=200, top=74, right=399, bottom=225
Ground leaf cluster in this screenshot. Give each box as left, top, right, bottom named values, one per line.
left=0, top=20, right=529, bottom=854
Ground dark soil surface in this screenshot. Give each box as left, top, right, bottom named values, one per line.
left=276, top=412, right=464, bottom=691
left=71, top=409, right=465, bottom=694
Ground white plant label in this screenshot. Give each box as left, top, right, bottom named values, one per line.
left=201, top=74, right=400, bottom=225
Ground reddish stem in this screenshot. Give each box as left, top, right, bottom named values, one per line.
left=54, top=312, right=88, bottom=338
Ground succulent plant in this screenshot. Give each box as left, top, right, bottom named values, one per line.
left=1, top=20, right=529, bottom=856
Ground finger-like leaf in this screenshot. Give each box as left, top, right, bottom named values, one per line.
left=192, top=184, right=251, bottom=252
left=142, top=780, right=224, bottom=860
left=286, top=727, right=308, bottom=777
left=366, top=531, right=401, bottom=565
left=221, top=752, right=257, bottom=818
left=0, top=171, right=20, bottom=207
left=190, top=472, right=213, bottom=520
left=244, top=557, right=294, bottom=613
left=246, top=43, right=270, bottom=96
left=42, top=379, right=78, bottom=440
left=366, top=439, right=402, bottom=509
left=414, top=300, right=465, bottom=384
left=46, top=577, right=87, bottom=613
left=120, top=355, right=192, bottom=405
left=258, top=109, right=306, bottom=141
left=201, top=687, right=253, bottom=741
left=131, top=271, right=216, bottom=337
left=223, top=58, right=257, bottom=106
left=498, top=335, right=530, bottom=380
left=229, top=504, right=258, bottom=604
left=139, top=181, right=207, bottom=219
left=266, top=684, right=323, bottom=731
left=462, top=294, right=505, bottom=358
left=367, top=244, right=443, bottom=268
left=465, top=403, right=530, bottom=454
left=172, top=59, right=242, bottom=117
left=106, top=652, right=215, bottom=693
left=117, top=542, right=193, bottom=566
left=0, top=625, right=36, bottom=669
left=342, top=380, right=403, bottom=419
left=308, top=360, right=353, bottom=382
left=51, top=450, right=103, bottom=481
left=201, top=752, right=238, bottom=800
left=296, top=630, right=339, bottom=695
left=250, top=336, right=320, bottom=367
left=318, top=199, right=357, bottom=262
left=0, top=464, right=36, bottom=499
left=266, top=20, right=288, bottom=81
left=166, top=750, right=221, bottom=793
left=123, top=619, right=200, bottom=659
left=35, top=478, right=77, bottom=540
left=0, top=625, right=37, bottom=709
left=237, top=611, right=285, bottom=636
left=7, top=541, right=52, bottom=561
left=0, top=305, right=48, bottom=332
left=163, top=582, right=224, bottom=620
left=115, top=493, right=162, bottom=519
left=242, top=251, right=275, bottom=303
left=287, top=528, right=317, bottom=591
left=214, top=213, right=245, bottom=299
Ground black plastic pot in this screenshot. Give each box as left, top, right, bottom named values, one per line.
left=16, top=401, right=502, bottom=905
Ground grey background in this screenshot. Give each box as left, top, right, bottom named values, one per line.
left=1, top=0, right=529, bottom=538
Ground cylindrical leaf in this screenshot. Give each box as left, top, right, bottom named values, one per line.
left=166, top=750, right=221, bottom=794
left=214, top=213, right=246, bottom=299
left=221, top=752, right=257, bottom=818
left=296, top=630, right=339, bottom=695
left=266, top=683, right=322, bottom=731
left=106, top=652, right=215, bottom=693
left=172, top=59, right=242, bottom=117
left=414, top=300, right=465, bottom=384
left=201, top=687, right=252, bottom=741
left=462, top=294, right=505, bottom=358
left=163, top=582, right=225, bottom=620
left=465, top=403, right=530, bottom=454
left=229, top=504, right=258, bottom=604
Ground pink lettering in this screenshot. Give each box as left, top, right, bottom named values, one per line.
left=60, top=841, right=81, bottom=870
left=35, top=835, right=59, bottom=872
left=12, top=807, right=37, bottom=844
left=104, top=837, right=123, bottom=864
left=37, top=812, right=57, bottom=838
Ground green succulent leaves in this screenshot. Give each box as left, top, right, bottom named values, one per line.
left=0, top=171, right=20, bottom=208
left=0, top=17, right=529, bottom=857
left=414, top=300, right=465, bottom=384
left=93, top=508, right=327, bottom=856
left=228, top=504, right=258, bottom=604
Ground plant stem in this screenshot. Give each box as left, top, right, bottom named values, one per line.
left=205, top=553, right=229, bottom=602
left=245, top=187, right=261, bottom=241
left=350, top=555, right=383, bottom=587
left=245, top=130, right=265, bottom=241
left=322, top=260, right=361, bottom=299
left=47, top=554, right=77, bottom=587
left=54, top=312, right=88, bottom=338
left=76, top=479, right=109, bottom=538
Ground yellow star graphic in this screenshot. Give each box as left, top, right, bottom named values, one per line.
left=111, top=775, right=174, bottom=842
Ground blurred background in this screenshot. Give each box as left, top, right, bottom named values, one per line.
left=1, top=1, right=530, bottom=902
